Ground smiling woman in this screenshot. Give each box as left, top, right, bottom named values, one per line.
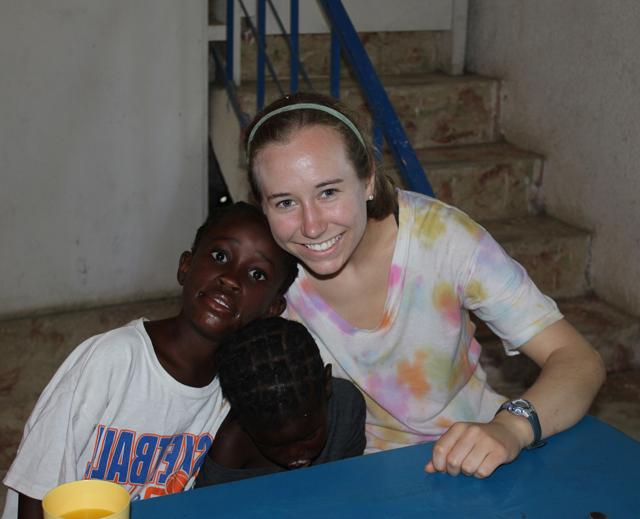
left=253, top=125, right=372, bottom=278
left=242, top=92, right=606, bottom=479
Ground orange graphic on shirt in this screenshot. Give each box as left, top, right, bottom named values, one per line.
left=396, top=350, right=430, bottom=398
left=433, top=282, right=460, bottom=325
left=166, top=470, right=189, bottom=494
left=435, top=416, right=454, bottom=429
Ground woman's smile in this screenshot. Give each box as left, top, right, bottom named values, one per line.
left=254, top=125, right=372, bottom=277
left=301, top=233, right=344, bottom=252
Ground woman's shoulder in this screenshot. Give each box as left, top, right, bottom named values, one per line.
left=398, top=189, right=487, bottom=245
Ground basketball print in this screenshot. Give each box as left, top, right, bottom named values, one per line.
left=165, top=470, right=189, bottom=494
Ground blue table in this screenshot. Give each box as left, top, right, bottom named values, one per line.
left=131, top=416, right=639, bottom=518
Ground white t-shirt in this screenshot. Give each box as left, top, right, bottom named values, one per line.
left=2, top=319, right=228, bottom=518
left=285, top=190, right=563, bottom=452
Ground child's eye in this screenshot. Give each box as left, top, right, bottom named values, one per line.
left=211, top=250, right=228, bottom=263
left=249, top=268, right=267, bottom=281
left=275, top=199, right=295, bottom=209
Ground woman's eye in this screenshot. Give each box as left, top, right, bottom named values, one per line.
left=275, top=198, right=295, bottom=209
left=211, top=250, right=228, bottom=263
left=320, top=188, right=337, bottom=199
left=249, top=268, right=267, bottom=281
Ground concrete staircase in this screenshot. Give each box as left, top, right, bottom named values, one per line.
left=224, top=30, right=640, bottom=396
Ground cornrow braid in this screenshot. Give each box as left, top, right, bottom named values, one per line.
left=217, top=317, right=326, bottom=430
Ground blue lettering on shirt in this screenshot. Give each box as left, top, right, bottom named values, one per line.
left=85, top=425, right=213, bottom=493
left=106, top=430, right=134, bottom=482
left=129, top=435, right=159, bottom=485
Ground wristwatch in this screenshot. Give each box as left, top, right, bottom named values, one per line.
left=496, top=398, right=546, bottom=449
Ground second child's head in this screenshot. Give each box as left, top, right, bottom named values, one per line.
left=177, top=202, right=298, bottom=341
left=218, top=317, right=332, bottom=469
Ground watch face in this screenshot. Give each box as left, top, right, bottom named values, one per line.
left=512, top=399, right=533, bottom=411
left=510, top=406, right=529, bottom=418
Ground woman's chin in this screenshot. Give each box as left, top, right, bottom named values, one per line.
left=300, top=256, right=347, bottom=279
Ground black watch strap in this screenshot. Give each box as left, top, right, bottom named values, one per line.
left=496, top=398, right=546, bottom=449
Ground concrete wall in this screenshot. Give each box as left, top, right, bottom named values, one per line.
left=0, top=1, right=207, bottom=318
left=467, top=1, right=640, bottom=315
left=228, top=0, right=455, bottom=33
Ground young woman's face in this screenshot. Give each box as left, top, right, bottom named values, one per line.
left=248, top=403, right=329, bottom=470
left=253, top=125, right=373, bottom=277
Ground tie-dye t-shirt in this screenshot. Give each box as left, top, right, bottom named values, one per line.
left=284, top=190, right=563, bottom=452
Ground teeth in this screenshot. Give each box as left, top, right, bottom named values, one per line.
left=304, top=234, right=342, bottom=252
left=288, top=460, right=310, bottom=468
left=212, top=295, right=231, bottom=310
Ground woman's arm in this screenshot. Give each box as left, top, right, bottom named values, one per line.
left=425, top=318, right=606, bottom=478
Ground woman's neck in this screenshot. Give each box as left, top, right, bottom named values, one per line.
left=304, top=212, right=399, bottom=330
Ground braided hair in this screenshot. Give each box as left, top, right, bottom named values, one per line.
left=191, top=201, right=298, bottom=294
left=217, top=317, right=327, bottom=430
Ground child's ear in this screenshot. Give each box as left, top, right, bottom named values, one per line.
left=177, top=251, right=192, bottom=286
left=324, top=364, right=332, bottom=399
left=266, top=294, right=287, bottom=317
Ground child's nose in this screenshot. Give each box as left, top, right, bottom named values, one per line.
left=217, top=272, right=240, bottom=291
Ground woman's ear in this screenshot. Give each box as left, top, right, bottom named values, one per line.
left=324, top=364, right=332, bottom=399
left=177, top=251, right=192, bottom=286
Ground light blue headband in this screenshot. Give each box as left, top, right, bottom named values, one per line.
left=246, top=102, right=366, bottom=157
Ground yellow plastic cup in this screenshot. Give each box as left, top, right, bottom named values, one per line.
left=42, top=479, right=130, bottom=519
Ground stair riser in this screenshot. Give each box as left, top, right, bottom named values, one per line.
left=479, top=296, right=640, bottom=391
left=239, top=31, right=444, bottom=81
left=502, top=236, right=591, bottom=299
left=237, top=77, right=498, bottom=148
left=386, top=158, right=539, bottom=221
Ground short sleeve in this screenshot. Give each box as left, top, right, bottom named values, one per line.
left=4, top=369, right=81, bottom=499
left=462, top=230, right=563, bottom=353
left=3, top=337, right=112, bottom=500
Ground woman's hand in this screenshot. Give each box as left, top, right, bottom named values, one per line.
left=424, top=412, right=530, bottom=478
left=426, top=318, right=606, bottom=478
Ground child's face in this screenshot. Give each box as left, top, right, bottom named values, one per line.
left=178, top=212, right=288, bottom=341
left=248, top=403, right=329, bottom=470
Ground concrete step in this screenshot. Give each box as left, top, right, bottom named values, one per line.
left=384, top=142, right=543, bottom=221
left=479, top=297, right=640, bottom=443
left=589, top=369, right=640, bottom=442
left=238, top=31, right=445, bottom=82
left=236, top=72, right=499, bottom=148
left=483, top=215, right=591, bottom=299
left=479, top=295, right=640, bottom=390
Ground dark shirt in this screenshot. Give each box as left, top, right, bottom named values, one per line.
left=195, top=378, right=366, bottom=487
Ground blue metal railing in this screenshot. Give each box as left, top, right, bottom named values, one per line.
left=213, top=0, right=434, bottom=196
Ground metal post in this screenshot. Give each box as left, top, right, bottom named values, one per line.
left=330, top=27, right=340, bottom=99
left=225, top=0, right=234, bottom=83
left=290, top=0, right=299, bottom=93
left=257, top=0, right=266, bottom=110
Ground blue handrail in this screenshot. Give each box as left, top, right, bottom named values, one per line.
left=318, top=0, right=433, bottom=196
left=213, top=0, right=433, bottom=197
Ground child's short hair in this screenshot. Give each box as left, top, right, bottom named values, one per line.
left=191, top=202, right=298, bottom=294
left=217, top=317, right=326, bottom=429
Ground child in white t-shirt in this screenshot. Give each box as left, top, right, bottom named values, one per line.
left=2, top=202, right=298, bottom=519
